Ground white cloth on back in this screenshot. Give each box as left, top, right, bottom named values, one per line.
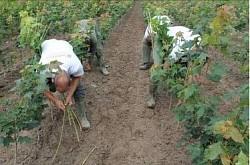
left=167, top=26, right=201, bottom=60
left=144, top=24, right=201, bottom=61
left=39, top=39, right=84, bottom=77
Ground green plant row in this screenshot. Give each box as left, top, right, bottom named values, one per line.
left=16, top=0, right=133, bottom=57
left=0, top=0, right=133, bottom=45
left=0, top=64, right=48, bottom=146
left=143, top=1, right=249, bottom=164
left=143, top=0, right=249, bottom=73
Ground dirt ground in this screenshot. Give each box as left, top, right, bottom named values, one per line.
left=0, top=2, right=191, bottom=165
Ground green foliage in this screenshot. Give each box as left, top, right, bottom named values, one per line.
left=18, top=10, right=48, bottom=54
left=203, top=5, right=236, bottom=49
left=187, top=144, right=205, bottom=165
left=0, top=0, right=133, bottom=53
left=236, top=151, right=248, bottom=165
left=177, top=84, right=199, bottom=101
left=0, top=64, right=48, bottom=146
left=143, top=1, right=249, bottom=164
left=0, top=1, right=24, bottom=44
left=202, top=85, right=249, bottom=164
left=204, top=142, right=224, bottom=161
left=175, top=84, right=249, bottom=165
left=207, top=62, right=228, bottom=82
left=69, top=33, right=90, bottom=60
left=213, top=120, right=244, bottom=143
left=150, top=16, right=174, bottom=62
left=150, top=64, right=186, bottom=94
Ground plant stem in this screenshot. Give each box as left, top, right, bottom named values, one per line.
left=67, top=107, right=72, bottom=126
left=71, top=112, right=80, bottom=142
left=81, top=145, right=97, bottom=165
left=14, top=119, right=18, bottom=165
left=52, top=110, right=66, bottom=163
left=70, top=108, right=83, bottom=130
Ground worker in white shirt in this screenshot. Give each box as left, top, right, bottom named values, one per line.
left=39, top=39, right=90, bottom=129
left=140, top=15, right=201, bottom=108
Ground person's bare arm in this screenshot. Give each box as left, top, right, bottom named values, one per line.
left=44, top=90, right=65, bottom=111
left=65, top=76, right=81, bottom=105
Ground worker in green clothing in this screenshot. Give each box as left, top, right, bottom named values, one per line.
left=75, top=18, right=109, bottom=75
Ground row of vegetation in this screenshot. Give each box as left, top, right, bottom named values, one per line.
left=0, top=0, right=133, bottom=148
left=142, top=0, right=249, bottom=164
left=143, top=0, right=249, bottom=73
left=0, top=0, right=132, bottom=42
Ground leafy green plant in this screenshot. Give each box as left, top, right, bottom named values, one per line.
left=70, top=33, right=90, bottom=61
left=0, top=64, right=48, bottom=146
left=0, top=1, right=25, bottom=44
left=203, top=85, right=249, bottom=165
left=202, top=5, right=236, bottom=51
left=18, top=10, right=48, bottom=54
left=207, top=62, right=228, bottom=82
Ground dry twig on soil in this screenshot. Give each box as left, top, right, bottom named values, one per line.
left=81, top=145, right=97, bottom=165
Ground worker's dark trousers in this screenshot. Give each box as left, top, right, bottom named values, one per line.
left=73, top=81, right=88, bottom=120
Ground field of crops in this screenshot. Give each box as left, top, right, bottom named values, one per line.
left=0, top=0, right=249, bottom=165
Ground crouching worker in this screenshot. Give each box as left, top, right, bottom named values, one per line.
left=139, top=15, right=172, bottom=70
left=140, top=16, right=202, bottom=108
left=39, top=39, right=90, bottom=129
left=73, top=18, right=109, bottom=75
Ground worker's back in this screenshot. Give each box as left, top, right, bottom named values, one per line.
left=167, top=26, right=201, bottom=61
left=39, top=39, right=84, bottom=77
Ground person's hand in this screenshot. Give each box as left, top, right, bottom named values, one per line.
left=55, top=99, right=65, bottom=111
left=65, top=95, right=74, bottom=106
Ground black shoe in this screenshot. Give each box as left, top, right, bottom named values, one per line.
left=139, top=63, right=151, bottom=70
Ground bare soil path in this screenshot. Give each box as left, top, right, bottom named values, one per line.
left=0, top=2, right=190, bottom=165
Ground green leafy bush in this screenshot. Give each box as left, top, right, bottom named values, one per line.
left=0, top=64, right=48, bottom=146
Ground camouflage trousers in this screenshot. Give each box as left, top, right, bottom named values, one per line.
left=88, top=28, right=105, bottom=68
left=142, top=34, right=164, bottom=65
left=142, top=35, right=164, bottom=97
